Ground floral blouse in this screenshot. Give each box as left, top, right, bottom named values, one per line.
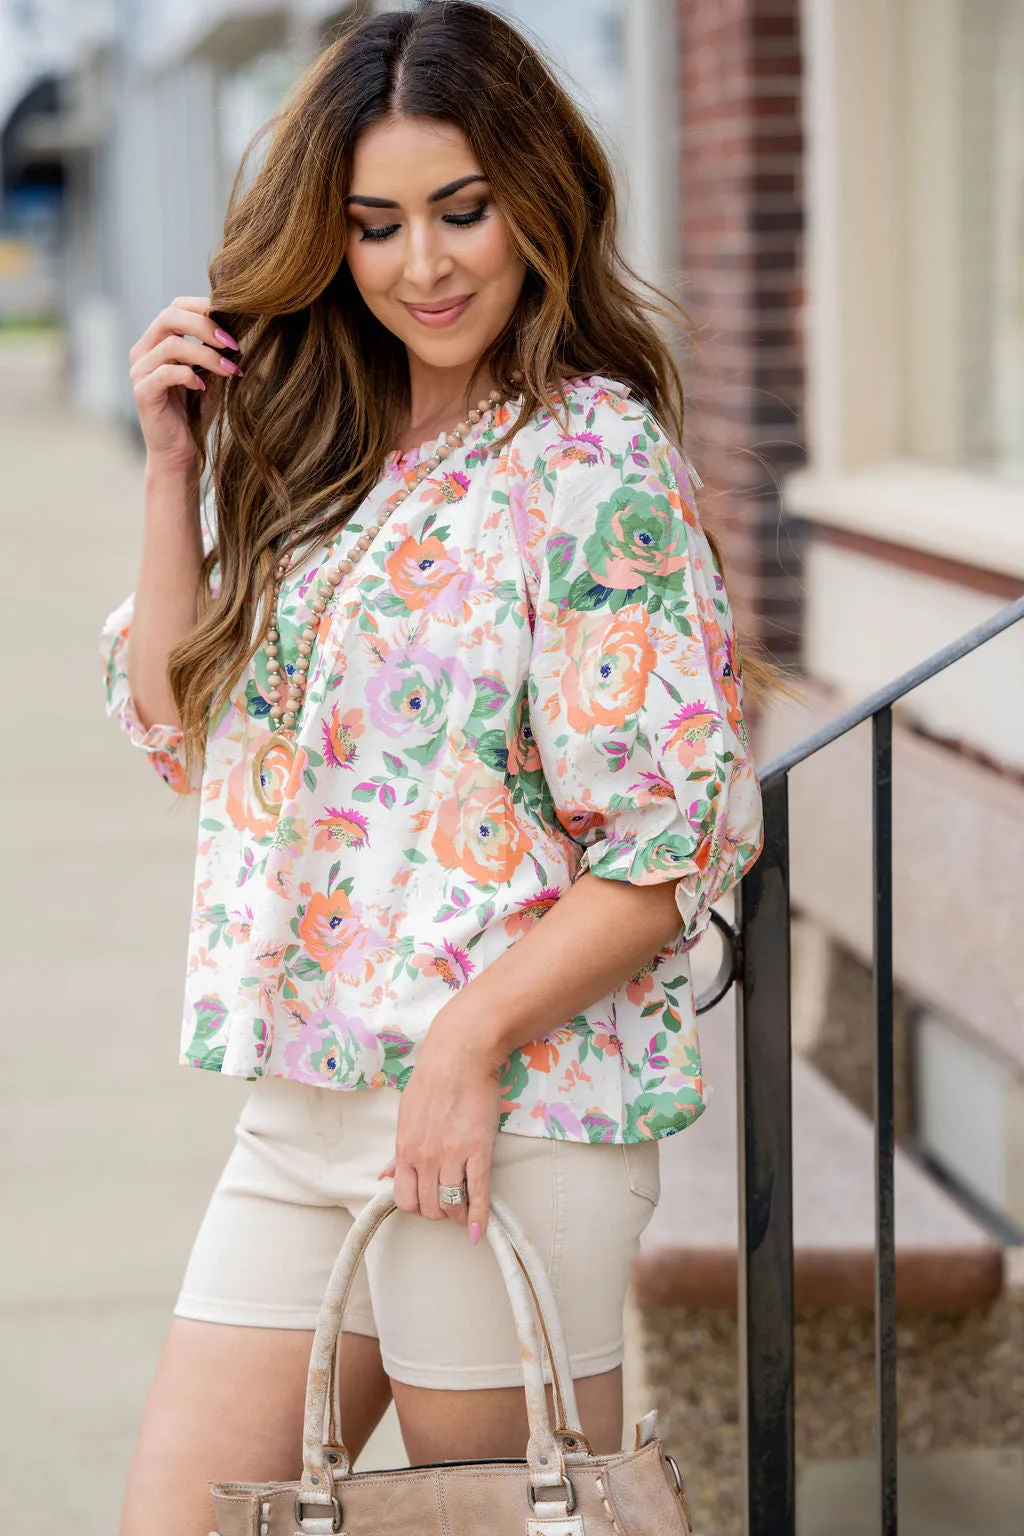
left=100, top=374, right=763, bottom=1143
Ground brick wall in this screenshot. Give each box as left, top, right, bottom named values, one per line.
left=677, top=0, right=806, bottom=665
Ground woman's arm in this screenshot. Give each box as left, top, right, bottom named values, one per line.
left=384, top=872, right=685, bottom=1237
left=444, top=870, right=683, bottom=1058
left=124, top=294, right=241, bottom=729
left=127, top=460, right=203, bottom=729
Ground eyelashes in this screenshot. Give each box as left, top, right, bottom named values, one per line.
left=357, top=202, right=489, bottom=243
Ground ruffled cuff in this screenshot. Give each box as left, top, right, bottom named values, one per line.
left=578, top=825, right=720, bottom=953
left=100, top=594, right=198, bottom=796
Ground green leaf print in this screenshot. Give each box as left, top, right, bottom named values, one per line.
left=475, top=729, right=509, bottom=774
left=245, top=679, right=271, bottom=719
left=567, top=570, right=613, bottom=611
left=184, top=995, right=227, bottom=1070
left=291, top=955, right=324, bottom=981
left=405, top=725, right=448, bottom=767
left=581, top=1111, right=619, bottom=1144
left=472, top=675, right=510, bottom=717
left=625, top=1089, right=705, bottom=1140
left=545, top=533, right=577, bottom=586
left=499, top=1051, right=530, bottom=1105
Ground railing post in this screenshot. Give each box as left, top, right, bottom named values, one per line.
left=872, top=707, right=898, bottom=1533
left=736, top=771, right=796, bottom=1536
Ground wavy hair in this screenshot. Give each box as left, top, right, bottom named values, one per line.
left=171, top=0, right=771, bottom=769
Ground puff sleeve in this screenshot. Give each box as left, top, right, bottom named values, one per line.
left=98, top=486, right=217, bottom=797
left=526, top=430, right=764, bottom=951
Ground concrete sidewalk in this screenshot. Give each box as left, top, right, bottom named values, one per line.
left=0, top=336, right=652, bottom=1533
left=0, top=335, right=409, bottom=1533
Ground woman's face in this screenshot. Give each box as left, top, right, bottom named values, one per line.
left=344, top=116, right=526, bottom=376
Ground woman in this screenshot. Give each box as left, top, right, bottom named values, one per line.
left=101, top=5, right=765, bottom=1534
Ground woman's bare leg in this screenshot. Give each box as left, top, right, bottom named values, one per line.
left=119, top=1320, right=392, bottom=1536
left=392, top=1366, right=623, bottom=1464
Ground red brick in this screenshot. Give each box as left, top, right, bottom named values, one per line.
left=677, top=0, right=806, bottom=663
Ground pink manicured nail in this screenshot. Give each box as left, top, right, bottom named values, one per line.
left=194, top=376, right=206, bottom=391
left=470, top=1222, right=482, bottom=1245
left=220, top=357, right=240, bottom=374
left=214, top=328, right=238, bottom=348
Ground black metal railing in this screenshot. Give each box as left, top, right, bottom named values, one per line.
left=699, top=590, right=1024, bottom=1536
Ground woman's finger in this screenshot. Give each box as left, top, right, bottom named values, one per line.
left=132, top=362, right=205, bottom=400
left=465, top=1151, right=491, bottom=1245
left=377, top=1158, right=397, bottom=1181
left=416, top=1160, right=444, bottom=1222
left=392, top=1161, right=420, bottom=1215
left=129, top=296, right=218, bottom=365
left=437, top=1162, right=470, bottom=1226
left=131, top=332, right=241, bottom=382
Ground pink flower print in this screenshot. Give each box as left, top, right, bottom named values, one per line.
left=529, top=1101, right=586, bottom=1138
left=313, top=807, right=370, bottom=851
left=503, top=887, right=561, bottom=938
left=366, top=645, right=472, bottom=742
left=547, top=431, right=604, bottom=470
left=422, top=470, right=471, bottom=505
left=665, top=699, right=722, bottom=768
left=283, top=999, right=385, bottom=1085
left=322, top=705, right=364, bottom=769
left=412, top=939, right=475, bottom=991
left=226, top=906, right=254, bottom=945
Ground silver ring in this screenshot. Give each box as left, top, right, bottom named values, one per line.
left=438, top=1181, right=468, bottom=1206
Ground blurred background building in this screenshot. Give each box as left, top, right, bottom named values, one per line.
left=2, top=1, right=1021, bottom=1532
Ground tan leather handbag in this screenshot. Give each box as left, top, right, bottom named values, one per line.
left=210, top=1188, right=693, bottom=1536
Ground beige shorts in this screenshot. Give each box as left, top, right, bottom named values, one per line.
left=174, top=1076, right=660, bottom=1391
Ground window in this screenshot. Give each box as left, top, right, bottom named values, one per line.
left=900, top=0, right=1024, bottom=481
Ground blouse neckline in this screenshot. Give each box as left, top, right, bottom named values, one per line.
left=382, top=389, right=527, bottom=472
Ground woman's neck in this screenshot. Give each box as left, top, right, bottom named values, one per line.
left=395, top=358, right=498, bottom=454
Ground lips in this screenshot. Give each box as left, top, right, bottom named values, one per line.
left=401, top=294, right=475, bottom=327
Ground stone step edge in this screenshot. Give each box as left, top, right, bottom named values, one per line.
left=632, top=1242, right=1004, bottom=1313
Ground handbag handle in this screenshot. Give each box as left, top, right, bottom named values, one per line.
left=323, top=1190, right=584, bottom=1450
left=299, top=1188, right=586, bottom=1512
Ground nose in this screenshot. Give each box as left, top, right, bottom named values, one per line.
left=403, top=215, right=455, bottom=291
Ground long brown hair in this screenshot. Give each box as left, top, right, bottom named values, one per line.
left=172, top=0, right=772, bottom=769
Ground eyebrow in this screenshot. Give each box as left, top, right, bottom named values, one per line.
left=344, top=173, right=488, bottom=210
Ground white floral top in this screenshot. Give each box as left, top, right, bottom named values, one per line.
left=100, top=374, right=763, bottom=1142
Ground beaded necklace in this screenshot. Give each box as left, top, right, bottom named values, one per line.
left=251, top=380, right=518, bottom=817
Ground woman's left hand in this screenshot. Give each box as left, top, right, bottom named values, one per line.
left=378, top=999, right=504, bottom=1243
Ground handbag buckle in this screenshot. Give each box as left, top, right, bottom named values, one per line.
left=527, top=1474, right=576, bottom=1516
left=293, top=1492, right=343, bottom=1533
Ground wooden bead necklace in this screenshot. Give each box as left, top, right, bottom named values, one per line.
left=251, top=380, right=519, bottom=816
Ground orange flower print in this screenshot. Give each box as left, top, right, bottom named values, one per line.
left=431, top=755, right=532, bottom=882
left=591, top=1029, right=625, bottom=1058
left=547, top=431, right=604, bottom=470
left=297, top=889, right=388, bottom=981
left=225, top=736, right=299, bottom=840
left=412, top=939, right=475, bottom=990
left=503, top=887, right=561, bottom=939
left=521, top=1036, right=561, bottom=1074
left=625, top=957, right=659, bottom=1007
left=665, top=701, right=723, bottom=769
left=384, top=534, right=475, bottom=621
left=506, top=683, right=542, bottom=776
left=322, top=705, right=363, bottom=770
left=422, top=469, right=471, bottom=505
left=313, top=807, right=370, bottom=852
left=561, top=609, right=656, bottom=730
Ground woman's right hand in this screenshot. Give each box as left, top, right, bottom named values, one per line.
left=128, top=295, right=241, bottom=469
